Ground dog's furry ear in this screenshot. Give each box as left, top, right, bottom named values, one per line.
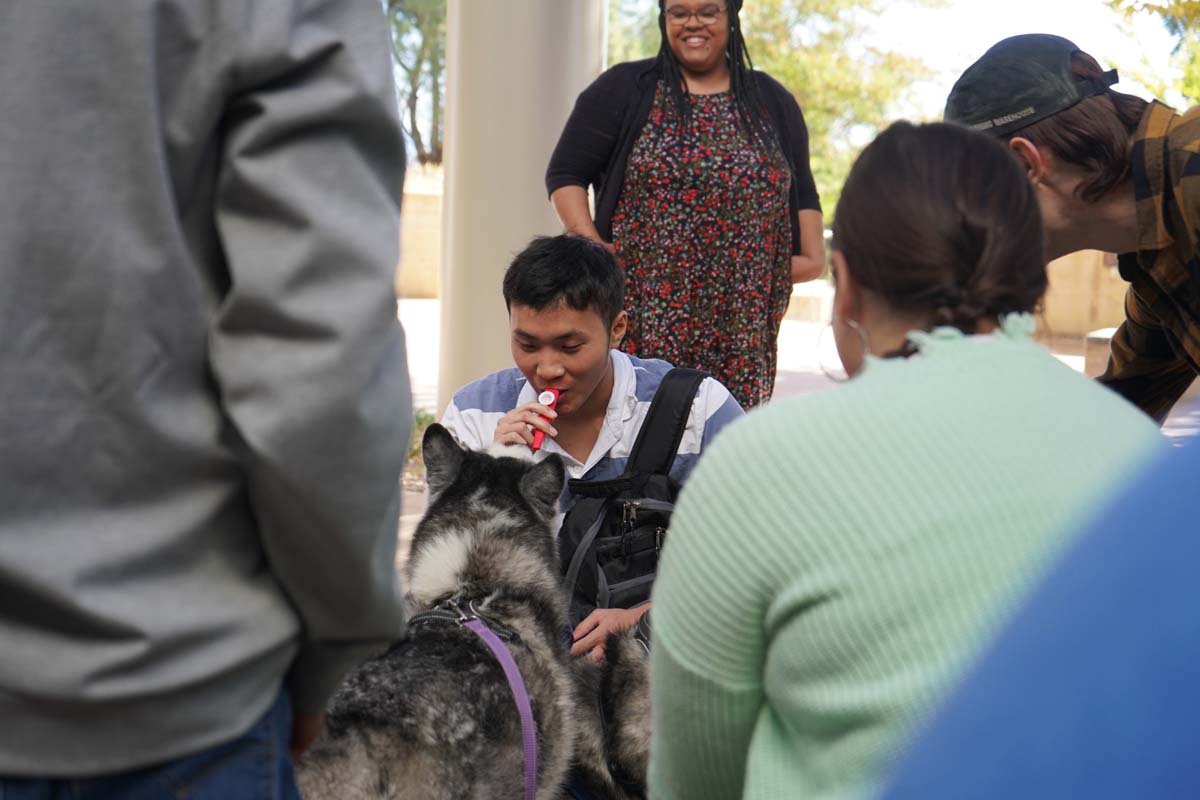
left=520, top=454, right=565, bottom=520
left=423, top=423, right=464, bottom=496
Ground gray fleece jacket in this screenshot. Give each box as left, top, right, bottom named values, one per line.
left=0, top=0, right=410, bottom=775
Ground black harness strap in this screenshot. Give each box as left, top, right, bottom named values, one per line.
left=624, top=368, right=710, bottom=477
left=567, top=368, right=709, bottom=498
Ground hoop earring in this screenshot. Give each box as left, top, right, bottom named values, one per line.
left=817, top=317, right=870, bottom=383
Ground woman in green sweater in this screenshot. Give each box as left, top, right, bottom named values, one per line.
left=648, top=121, right=1167, bottom=799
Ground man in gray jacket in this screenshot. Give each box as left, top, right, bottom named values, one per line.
left=0, top=1, right=410, bottom=795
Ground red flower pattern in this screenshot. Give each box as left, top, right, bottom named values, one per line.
left=612, top=82, right=792, bottom=408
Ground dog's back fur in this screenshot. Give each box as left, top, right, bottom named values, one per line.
left=297, top=425, right=642, bottom=799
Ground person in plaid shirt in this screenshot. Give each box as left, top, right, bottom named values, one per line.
left=946, top=34, right=1200, bottom=423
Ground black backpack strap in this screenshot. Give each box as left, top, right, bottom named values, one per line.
left=562, top=501, right=609, bottom=614
left=568, top=473, right=641, bottom=498
left=625, top=368, right=710, bottom=477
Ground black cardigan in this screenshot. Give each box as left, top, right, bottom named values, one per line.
left=545, top=58, right=821, bottom=256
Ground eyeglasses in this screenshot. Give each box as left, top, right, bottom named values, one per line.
left=664, top=5, right=725, bottom=26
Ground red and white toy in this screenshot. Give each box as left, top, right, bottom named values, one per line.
left=530, top=388, right=560, bottom=452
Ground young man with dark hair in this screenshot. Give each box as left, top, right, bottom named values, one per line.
left=945, top=33, right=1200, bottom=422
left=440, top=234, right=743, bottom=660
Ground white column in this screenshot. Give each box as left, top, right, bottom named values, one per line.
left=438, top=0, right=607, bottom=413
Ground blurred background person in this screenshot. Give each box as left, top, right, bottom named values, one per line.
left=884, top=441, right=1200, bottom=799
left=0, top=1, right=411, bottom=796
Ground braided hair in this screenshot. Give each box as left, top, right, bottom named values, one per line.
left=831, top=122, right=1047, bottom=337
left=654, top=0, right=779, bottom=152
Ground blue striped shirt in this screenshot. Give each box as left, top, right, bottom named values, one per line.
left=441, top=350, right=743, bottom=516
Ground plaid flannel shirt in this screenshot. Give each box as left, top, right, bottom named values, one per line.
left=1099, top=101, right=1200, bottom=423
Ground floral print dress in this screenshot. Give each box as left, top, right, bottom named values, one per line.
left=611, top=81, right=793, bottom=409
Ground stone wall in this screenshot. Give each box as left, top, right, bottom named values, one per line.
left=784, top=249, right=1129, bottom=340
left=1040, top=250, right=1127, bottom=339
left=395, top=166, right=444, bottom=299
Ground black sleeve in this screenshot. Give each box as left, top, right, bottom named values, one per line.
left=757, top=71, right=821, bottom=214
left=545, top=64, right=633, bottom=198
left=783, top=93, right=821, bottom=212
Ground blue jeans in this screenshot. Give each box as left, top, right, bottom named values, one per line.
left=0, top=691, right=301, bottom=800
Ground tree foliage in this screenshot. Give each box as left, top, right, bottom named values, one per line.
left=388, top=0, right=445, bottom=165
left=609, top=0, right=662, bottom=64
left=607, top=0, right=933, bottom=217
left=1109, top=0, right=1200, bottom=105
left=390, top=0, right=934, bottom=202
left=740, top=0, right=932, bottom=217
left=1108, top=0, right=1200, bottom=27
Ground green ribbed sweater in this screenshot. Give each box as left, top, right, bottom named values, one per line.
left=649, top=320, right=1167, bottom=800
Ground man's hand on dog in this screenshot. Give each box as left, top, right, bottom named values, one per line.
left=571, top=604, right=651, bottom=662
left=493, top=401, right=558, bottom=448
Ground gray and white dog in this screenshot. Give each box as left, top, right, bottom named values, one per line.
left=297, top=424, right=647, bottom=800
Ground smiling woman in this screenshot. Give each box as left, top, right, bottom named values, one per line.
left=546, top=0, right=825, bottom=409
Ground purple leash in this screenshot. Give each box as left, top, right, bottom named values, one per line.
left=464, top=618, right=538, bottom=800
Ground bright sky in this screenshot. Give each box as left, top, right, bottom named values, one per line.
left=868, top=0, right=1183, bottom=120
